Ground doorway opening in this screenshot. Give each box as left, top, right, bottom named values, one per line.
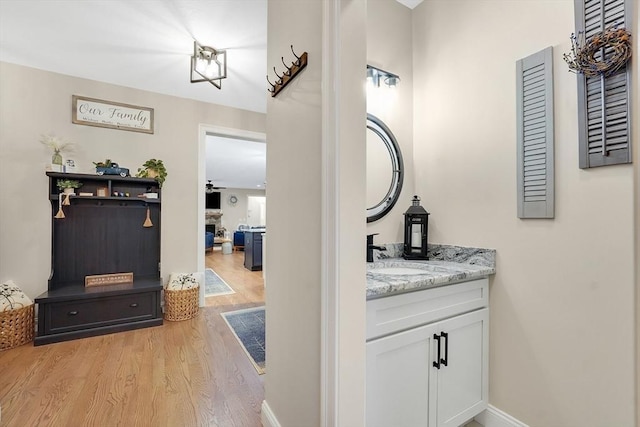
left=198, top=124, right=266, bottom=297
left=197, top=123, right=267, bottom=391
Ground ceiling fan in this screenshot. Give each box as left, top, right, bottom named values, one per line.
left=205, top=180, right=226, bottom=193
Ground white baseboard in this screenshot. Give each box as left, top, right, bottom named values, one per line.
left=261, top=400, right=281, bottom=427
left=475, top=405, right=529, bottom=427
left=259, top=400, right=525, bottom=427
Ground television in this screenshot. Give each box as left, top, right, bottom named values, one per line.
left=205, top=191, right=221, bottom=209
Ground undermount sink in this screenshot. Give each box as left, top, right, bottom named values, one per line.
left=368, top=267, right=430, bottom=275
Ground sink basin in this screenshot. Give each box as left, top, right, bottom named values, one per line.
left=368, top=267, right=430, bottom=275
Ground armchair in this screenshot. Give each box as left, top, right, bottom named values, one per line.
left=233, top=231, right=245, bottom=251
left=205, top=232, right=215, bottom=252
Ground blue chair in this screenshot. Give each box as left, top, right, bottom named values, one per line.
left=205, top=232, right=214, bottom=252
left=233, top=231, right=245, bottom=251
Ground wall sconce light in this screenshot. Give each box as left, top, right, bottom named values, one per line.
left=367, top=65, right=400, bottom=88
left=191, top=41, right=227, bottom=89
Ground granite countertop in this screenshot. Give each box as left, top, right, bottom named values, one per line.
left=366, top=244, right=496, bottom=299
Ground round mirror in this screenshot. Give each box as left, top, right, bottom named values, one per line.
left=366, top=114, right=404, bottom=223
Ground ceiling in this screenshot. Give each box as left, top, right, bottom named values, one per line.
left=0, top=0, right=419, bottom=190
left=0, top=0, right=268, bottom=113
left=206, top=135, right=266, bottom=190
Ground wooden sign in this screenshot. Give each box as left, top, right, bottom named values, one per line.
left=72, top=95, right=154, bottom=134
left=85, top=272, right=134, bottom=287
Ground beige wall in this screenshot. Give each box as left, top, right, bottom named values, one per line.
left=264, top=0, right=324, bottom=424
left=264, top=0, right=367, bottom=424
left=412, top=1, right=637, bottom=426
left=633, top=2, right=640, bottom=419
left=0, top=61, right=265, bottom=299
left=366, top=0, right=414, bottom=244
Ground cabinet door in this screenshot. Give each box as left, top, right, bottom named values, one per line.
left=432, top=308, right=488, bottom=427
left=367, top=322, right=439, bottom=427
left=244, top=232, right=253, bottom=269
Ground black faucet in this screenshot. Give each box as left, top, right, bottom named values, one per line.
left=367, top=233, right=386, bottom=262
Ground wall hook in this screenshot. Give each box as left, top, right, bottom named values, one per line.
left=266, top=75, right=276, bottom=93
left=266, top=45, right=308, bottom=97
left=281, top=57, right=292, bottom=76
left=273, top=66, right=283, bottom=82
left=291, top=45, right=302, bottom=66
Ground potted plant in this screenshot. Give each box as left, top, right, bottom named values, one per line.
left=40, top=134, right=74, bottom=169
left=136, top=159, right=167, bottom=187
left=56, top=179, right=82, bottom=194
left=93, top=159, right=113, bottom=168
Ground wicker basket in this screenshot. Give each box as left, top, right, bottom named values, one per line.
left=164, top=286, right=199, bottom=321
left=0, top=304, right=34, bottom=350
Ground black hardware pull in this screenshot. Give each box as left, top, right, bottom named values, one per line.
left=68, top=311, right=78, bottom=316
left=129, top=303, right=138, bottom=308
left=441, top=332, right=449, bottom=367
left=433, top=333, right=441, bottom=369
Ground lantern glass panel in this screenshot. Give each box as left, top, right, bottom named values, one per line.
left=411, top=223, right=422, bottom=250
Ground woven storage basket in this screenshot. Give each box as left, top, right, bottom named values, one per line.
left=164, top=286, right=199, bottom=321
left=0, top=304, right=34, bottom=350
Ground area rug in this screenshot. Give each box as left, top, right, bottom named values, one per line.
left=221, top=306, right=265, bottom=375
left=205, top=268, right=235, bottom=297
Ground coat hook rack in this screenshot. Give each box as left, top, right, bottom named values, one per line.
left=267, top=45, right=308, bottom=97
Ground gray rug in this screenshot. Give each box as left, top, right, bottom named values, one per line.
left=221, top=306, right=265, bottom=374
left=205, top=268, right=235, bottom=297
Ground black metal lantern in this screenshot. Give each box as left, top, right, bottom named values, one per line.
left=403, top=195, right=429, bottom=260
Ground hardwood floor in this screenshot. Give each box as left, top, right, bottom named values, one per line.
left=0, top=250, right=264, bottom=427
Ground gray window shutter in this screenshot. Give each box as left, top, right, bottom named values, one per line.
left=575, top=0, right=632, bottom=168
left=516, top=47, right=554, bottom=219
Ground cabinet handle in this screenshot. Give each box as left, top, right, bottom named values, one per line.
left=68, top=311, right=79, bottom=316
left=440, top=331, right=448, bottom=367
left=433, top=333, right=441, bottom=369
left=129, top=303, right=138, bottom=308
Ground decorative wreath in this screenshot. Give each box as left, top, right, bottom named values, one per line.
left=563, top=27, right=632, bottom=78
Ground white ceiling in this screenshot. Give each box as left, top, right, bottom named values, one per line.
left=206, top=135, right=266, bottom=189
left=0, top=0, right=268, bottom=113
left=0, top=0, right=419, bottom=190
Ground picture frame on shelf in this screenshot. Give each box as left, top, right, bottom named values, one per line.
left=64, top=159, right=77, bottom=173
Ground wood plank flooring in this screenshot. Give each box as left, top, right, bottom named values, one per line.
left=0, top=250, right=264, bottom=427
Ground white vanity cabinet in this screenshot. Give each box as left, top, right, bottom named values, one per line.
left=366, top=278, right=489, bottom=427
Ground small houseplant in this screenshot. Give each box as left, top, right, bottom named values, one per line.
left=40, top=134, right=74, bottom=168
left=136, top=159, right=167, bottom=187
left=93, top=159, right=113, bottom=168
left=56, top=179, right=82, bottom=194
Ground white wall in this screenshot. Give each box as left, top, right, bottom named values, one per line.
left=366, top=0, right=414, bottom=244
left=412, top=1, right=637, bottom=426
left=246, top=195, right=266, bottom=227
left=217, top=188, right=266, bottom=231
left=0, top=61, right=265, bottom=299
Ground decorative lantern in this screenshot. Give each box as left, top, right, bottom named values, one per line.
left=403, top=195, right=429, bottom=260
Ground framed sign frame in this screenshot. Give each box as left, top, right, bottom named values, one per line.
left=72, top=95, right=154, bottom=134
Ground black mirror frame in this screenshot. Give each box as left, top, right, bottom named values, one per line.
left=366, top=113, right=404, bottom=223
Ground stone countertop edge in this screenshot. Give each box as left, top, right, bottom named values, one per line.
left=366, top=243, right=496, bottom=299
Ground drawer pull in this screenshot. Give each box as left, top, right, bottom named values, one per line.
left=433, top=333, right=441, bottom=369
left=440, top=331, right=448, bottom=367
left=68, top=311, right=79, bottom=316
left=129, top=303, right=138, bottom=308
